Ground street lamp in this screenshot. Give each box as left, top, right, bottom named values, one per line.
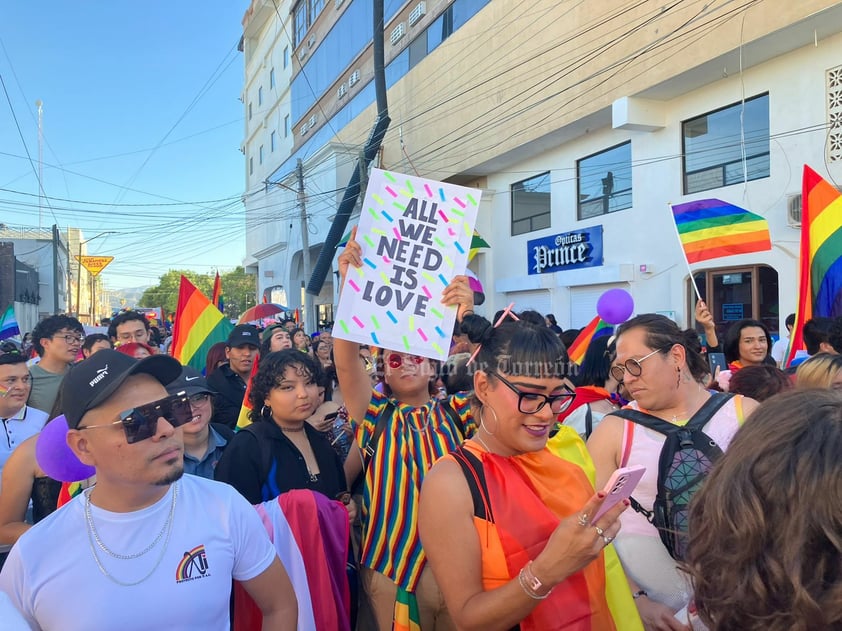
left=76, top=231, right=115, bottom=324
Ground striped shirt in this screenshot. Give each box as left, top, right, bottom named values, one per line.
left=356, top=390, right=475, bottom=591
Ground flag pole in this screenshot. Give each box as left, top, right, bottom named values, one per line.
left=668, top=202, right=703, bottom=302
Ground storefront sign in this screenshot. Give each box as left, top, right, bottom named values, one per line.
left=722, top=303, right=744, bottom=320
left=528, top=226, right=603, bottom=275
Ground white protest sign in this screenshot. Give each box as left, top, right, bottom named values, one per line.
left=333, top=168, right=481, bottom=360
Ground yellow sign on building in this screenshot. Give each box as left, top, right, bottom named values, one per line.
left=76, top=255, right=114, bottom=277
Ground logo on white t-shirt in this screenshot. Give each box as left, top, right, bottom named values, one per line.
left=175, top=544, right=211, bottom=583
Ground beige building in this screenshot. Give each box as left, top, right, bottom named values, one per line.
left=242, top=0, right=842, bottom=340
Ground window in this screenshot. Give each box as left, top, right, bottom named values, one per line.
left=283, top=46, right=289, bottom=69
left=294, top=3, right=308, bottom=47
left=284, top=114, right=290, bottom=137
left=258, top=86, right=263, bottom=106
left=511, top=172, right=551, bottom=236
left=248, top=102, right=253, bottom=120
left=271, top=130, right=277, bottom=152
left=309, top=0, right=325, bottom=20
left=682, top=94, right=770, bottom=194
left=259, top=145, right=264, bottom=164
left=270, top=67, right=276, bottom=89
left=577, top=141, right=633, bottom=219
left=249, top=157, right=254, bottom=175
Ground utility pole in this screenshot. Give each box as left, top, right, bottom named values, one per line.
left=52, top=224, right=59, bottom=314
left=297, top=159, right=314, bottom=333
left=36, top=100, right=43, bottom=231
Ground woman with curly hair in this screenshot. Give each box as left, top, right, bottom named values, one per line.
left=685, top=389, right=842, bottom=630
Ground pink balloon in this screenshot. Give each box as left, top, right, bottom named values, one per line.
left=35, top=415, right=95, bottom=482
left=596, top=289, right=635, bottom=325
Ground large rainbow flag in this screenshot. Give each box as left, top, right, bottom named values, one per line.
left=567, top=316, right=613, bottom=365
left=786, top=166, right=842, bottom=366
left=671, top=199, right=771, bottom=264
left=171, top=276, right=234, bottom=371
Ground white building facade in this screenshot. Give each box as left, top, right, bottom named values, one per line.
left=241, top=0, right=842, bottom=340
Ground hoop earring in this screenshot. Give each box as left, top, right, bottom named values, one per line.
left=478, top=405, right=500, bottom=436
left=261, top=405, right=271, bottom=417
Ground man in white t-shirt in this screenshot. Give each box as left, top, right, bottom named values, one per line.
left=0, top=349, right=298, bottom=630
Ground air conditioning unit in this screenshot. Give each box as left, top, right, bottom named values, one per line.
left=337, top=83, right=347, bottom=98
left=348, top=70, right=360, bottom=86
left=298, top=48, right=307, bottom=61
left=308, top=35, right=316, bottom=48
left=308, top=115, right=317, bottom=127
left=408, top=2, right=426, bottom=26
left=786, top=193, right=802, bottom=227
left=390, top=23, right=405, bottom=46
left=301, top=123, right=309, bottom=135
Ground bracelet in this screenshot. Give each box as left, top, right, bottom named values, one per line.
left=632, top=589, right=648, bottom=600
left=517, top=561, right=552, bottom=600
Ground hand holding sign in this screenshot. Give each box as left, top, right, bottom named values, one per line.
left=333, top=169, right=481, bottom=360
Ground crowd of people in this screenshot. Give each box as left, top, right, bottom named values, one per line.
left=0, top=250, right=840, bottom=630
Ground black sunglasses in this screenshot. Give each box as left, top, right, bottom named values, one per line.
left=78, top=394, right=193, bottom=444
left=491, top=372, right=575, bottom=414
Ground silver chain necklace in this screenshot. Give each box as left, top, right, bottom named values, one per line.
left=84, top=482, right=178, bottom=586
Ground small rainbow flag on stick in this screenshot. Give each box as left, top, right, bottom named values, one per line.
left=567, top=315, right=612, bottom=365
left=786, top=166, right=842, bottom=366
left=171, top=276, right=234, bottom=371
left=671, top=199, right=772, bottom=264
left=235, top=358, right=260, bottom=431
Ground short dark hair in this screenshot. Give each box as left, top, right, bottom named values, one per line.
left=248, top=350, right=320, bottom=424
left=108, top=311, right=149, bottom=339
left=82, top=333, right=112, bottom=354
left=827, top=317, right=842, bottom=354
left=0, top=352, right=27, bottom=366
left=727, top=365, right=792, bottom=402
left=31, top=315, right=84, bottom=357
left=723, top=319, right=772, bottom=364
left=802, top=317, right=834, bottom=355
left=616, top=314, right=709, bottom=382
left=575, top=334, right=614, bottom=388
left=785, top=313, right=796, bottom=329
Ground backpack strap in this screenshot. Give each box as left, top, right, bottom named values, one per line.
left=584, top=405, right=594, bottom=440
left=610, top=392, right=734, bottom=436
left=361, top=400, right=396, bottom=470
left=684, top=392, right=734, bottom=431
left=441, top=399, right=466, bottom=442
left=451, top=446, right=493, bottom=522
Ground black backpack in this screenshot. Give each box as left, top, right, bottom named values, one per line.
left=610, top=392, right=733, bottom=561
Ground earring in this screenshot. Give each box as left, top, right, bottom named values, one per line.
left=478, top=405, right=500, bottom=436
left=261, top=405, right=271, bottom=417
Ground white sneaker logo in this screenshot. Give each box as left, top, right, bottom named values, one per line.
left=185, top=376, right=200, bottom=381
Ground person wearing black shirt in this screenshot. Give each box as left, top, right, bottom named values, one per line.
left=207, top=325, right=259, bottom=429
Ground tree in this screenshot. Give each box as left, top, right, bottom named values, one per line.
left=138, top=267, right=256, bottom=320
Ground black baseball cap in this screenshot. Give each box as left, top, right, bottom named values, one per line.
left=166, top=366, right=215, bottom=397
left=61, top=349, right=182, bottom=429
left=227, top=324, right=260, bottom=348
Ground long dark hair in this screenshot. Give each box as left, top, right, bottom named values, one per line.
left=723, top=318, right=772, bottom=364
left=685, top=389, right=842, bottom=630
left=248, top=349, right=321, bottom=424
left=615, top=314, right=708, bottom=381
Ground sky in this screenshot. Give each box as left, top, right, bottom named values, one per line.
left=0, top=2, right=251, bottom=293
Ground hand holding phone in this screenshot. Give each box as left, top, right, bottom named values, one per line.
left=591, top=464, right=646, bottom=523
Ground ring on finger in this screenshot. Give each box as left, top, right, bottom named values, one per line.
left=603, top=535, right=613, bottom=545
left=577, top=513, right=589, bottom=527
left=594, top=525, right=605, bottom=536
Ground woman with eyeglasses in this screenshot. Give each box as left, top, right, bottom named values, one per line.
left=418, top=313, right=640, bottom=631
left=587, top=314, right=758, bottom=631
left=335, top=229, right=478, bottom=631
left=164, top=366, right=233, bottom=480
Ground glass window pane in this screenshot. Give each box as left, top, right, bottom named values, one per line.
left=511, top=172, right=551, bottom=236
left=577, top=142, right=632, bottom=219
left=453, top=0, right=490, bottom=31
left=426, top=14, right=446, bottom=53
left=683, top=94, right=769, bottom=194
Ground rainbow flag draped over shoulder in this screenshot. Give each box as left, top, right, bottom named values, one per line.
left=671, top=199, right=771, bottom=263
left=786, top=166, right=842, bottom=366
left=171, top=276, right=234, bottom=371
left=567, top=316, right=612, bottom=365
left=0, top=304, right=20, bottom=341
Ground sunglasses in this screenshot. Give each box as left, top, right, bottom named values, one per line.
left=491, top=372, right=575, bottom=414
left=387, top=353, right=425, bottom=369
left=78, top=394, right=193, bottom=444
left=609, top=348, right=664, bottom=382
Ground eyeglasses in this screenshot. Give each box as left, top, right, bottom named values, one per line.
left=387, top=353, right=425, bottom=369
left=78, top=394, right=193, bottom=444
left=610, top=348, right=664, bottom=382
left=117, top=330, right=148, bottom=342
left=188, top=393, right=211, bottom=405
left=54, top=334, right=84, bottom=345
left=491, top=372, right=574, bottom=414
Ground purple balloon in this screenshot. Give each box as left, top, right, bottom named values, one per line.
left=35, top=415, right=96, bottom=482
left=596, top=289, right=635, bottom=325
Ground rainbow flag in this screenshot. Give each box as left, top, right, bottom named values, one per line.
left=567, top=316, right=612, bottom=365
left=235, top=357, right=260, bottom=431
left=171, top=276, right=234, bottom=371
left=393, top=587, right=421, bottom=631
left=212, top=272, right=223, bottom=312
left=671, top=199, right=771, bottom=264
left=786, top=166, right=842, bottom=366
left=0, top=304, right=20, bottom=341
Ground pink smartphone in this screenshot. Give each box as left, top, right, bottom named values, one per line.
left=591, top=464, right=646, bottom=523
